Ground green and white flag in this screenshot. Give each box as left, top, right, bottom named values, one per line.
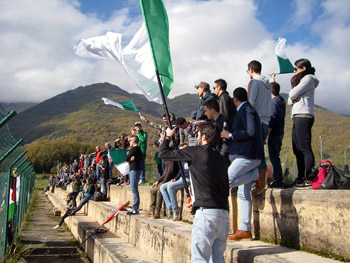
left=102, top=98, right=139, bottom=112
left=275, top=37, right=294, bottom=74
left=74, top=0, right=173, bottom=104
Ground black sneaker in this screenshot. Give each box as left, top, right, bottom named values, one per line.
left=127, top=209, right=139, bottom=215
left=269, top=182, right=284, bottom=188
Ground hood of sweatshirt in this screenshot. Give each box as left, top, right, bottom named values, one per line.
left=308, top=74, right=320, bottom=88
left=253, top=75, right=271, bottom=90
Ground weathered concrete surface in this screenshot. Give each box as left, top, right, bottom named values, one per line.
left=51, top=187, right=346, bottom=262
left=48, top=191, right=157, bottom=263
left=20, top=191, right=87, bottom=263
left=252, top=188, right=350, bottom=259
left=108, top=185, right=350, bottom=259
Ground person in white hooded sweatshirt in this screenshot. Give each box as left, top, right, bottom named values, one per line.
left=288, top=58, right=319, bottom=187
left=247, top=60, right=271, bottom=195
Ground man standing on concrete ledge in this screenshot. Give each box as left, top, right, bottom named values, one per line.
left=159, top=122, right=229, bottom=263
left=221, top=87, right=264, bottom=241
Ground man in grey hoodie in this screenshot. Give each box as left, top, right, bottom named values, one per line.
left=247, top=60, right=271, bottom=195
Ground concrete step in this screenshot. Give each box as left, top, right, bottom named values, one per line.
left=47, top=192, right=158, bottom=263
left=48, top=190, right=342, bottom=263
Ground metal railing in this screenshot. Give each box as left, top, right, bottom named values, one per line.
left=0, top=105, right=35, bottom=263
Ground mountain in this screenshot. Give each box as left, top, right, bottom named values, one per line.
left=6, top=82, right=350, bottom=173
left=0, top=102, right=37, bottom=113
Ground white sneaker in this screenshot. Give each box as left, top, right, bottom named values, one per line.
left=53, top=225, right=60, bottom=230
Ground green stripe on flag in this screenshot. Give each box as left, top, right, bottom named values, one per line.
left=119, top=100, right=139, bottom=112
left=110, top=149, right=127, bottom=165
left=140, top=0, right=174, bottom=98
left=277, top=56, right=294, bottom=74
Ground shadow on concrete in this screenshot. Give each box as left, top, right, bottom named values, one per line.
left=253, top=188, right=300, bottom=249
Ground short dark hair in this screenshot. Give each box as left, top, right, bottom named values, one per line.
left=233, top=87, right=248, bottom=102
left=247, top=60, right=262, bottom=73
left=197, top=122, right=220, bottom=147
left=214, top=78, right=227, bottom=91
left=203, top=100, right=220, bottom=113
left=271, top=82, right=280, bottom=96
left=176, top=117, right=186, bottom=126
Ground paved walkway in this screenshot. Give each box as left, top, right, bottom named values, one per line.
left=20, top=191, right=89, bottom=263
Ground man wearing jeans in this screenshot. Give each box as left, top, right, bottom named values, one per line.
left=160, top=122, right=229, bottom=262
left=125, top=135, right=142, bottom=215
left=221, top=88, right=264, bottom=241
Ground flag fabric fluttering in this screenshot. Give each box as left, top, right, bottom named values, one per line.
left=74, top=0, right=173, bottom=104
left=275, top=37, right=294, bottom=74
left=139, top=0, right=173, bottom=99
left=102, top=98, right=139, bottom=112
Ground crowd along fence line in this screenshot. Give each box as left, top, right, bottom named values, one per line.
left=0, top=105, right=35, bottom=263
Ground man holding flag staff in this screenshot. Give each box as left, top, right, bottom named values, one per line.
left=159, top=122, right=229, bottom=263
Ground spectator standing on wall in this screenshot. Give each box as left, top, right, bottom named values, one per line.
left=268, top=74, right=286, bottom=188
left=191, top=81, right=217, bottom=120
left=134, top=122, right=148, bottom=184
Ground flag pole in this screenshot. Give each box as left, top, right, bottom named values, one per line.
left=155, top=70, right=192, bottom=205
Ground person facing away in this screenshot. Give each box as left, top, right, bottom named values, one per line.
left=125, top=135, right=142, bottom=215
left=268, top=74, right=286, bottom=188
left=247, top=60, right=271, bottom=195
left=288, top=58, right=319, bottom=187
left=221, top=87, right=264, bottom=241
left=159, top=122, right=229, bottom=263
left=213, top=78, right=237, bottom=128
left=53, top=193, right=75, bottom=229
left=191, top=81, right=217, bottom=120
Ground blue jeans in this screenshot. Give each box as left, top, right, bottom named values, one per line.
left=140, top=154, right=146, bottom=182
left=228, top=157, right=261, bottom=231
left=129, top=170, right=141, bottom=210
left=74, top=193, right=92, bottom=213
left=191, top=208, right=229, bottom=263
left=100, top=178, right=107, bottom=196
left=160, top=178, right=191, bottom=211
left=268, top=135, right=283, bottom=185
left=258, top=123, right=268, bottom=170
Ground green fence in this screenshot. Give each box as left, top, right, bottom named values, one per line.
left=0, top=105, right=35, bottom=263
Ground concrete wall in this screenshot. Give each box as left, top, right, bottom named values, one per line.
left=108, top=185, right=350, bottom=259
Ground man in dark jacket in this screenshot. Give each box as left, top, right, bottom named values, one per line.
left=191, top=81, right=217, bottom=120
left=160, top=122, right=229, bottom=262
left=221, top=87, right=264, bottom=241
left=268, top=77, right=286, bottom=188
left=213, top=78, right=237, bottom=128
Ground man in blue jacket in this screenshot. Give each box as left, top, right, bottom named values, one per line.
left=268, top=76, right=286, bottom=188
left=221, top=87, right=264, bottom=241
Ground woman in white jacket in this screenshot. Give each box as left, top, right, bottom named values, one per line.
left=288, top=58, right=319, bottom=187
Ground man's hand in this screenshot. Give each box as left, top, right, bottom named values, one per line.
left=221, top=130, right=231, bottom=139
left=130, top=156, right=135, bottom=161
left=152, top=181, right=159, bottom=188
left=170, top=179, right=176, bottom=183
left=166, top=127, right=176, bottom=137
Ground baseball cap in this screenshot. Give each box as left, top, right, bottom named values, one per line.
left=134, top=121, right=142, bottom=126
left=195, top=81, right=210, bottom=91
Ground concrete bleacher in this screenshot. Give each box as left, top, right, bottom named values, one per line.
left=47, top=184, right=349, bottom=262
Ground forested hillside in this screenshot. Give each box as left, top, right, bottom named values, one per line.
left=4, top=82, right=350, bottom=175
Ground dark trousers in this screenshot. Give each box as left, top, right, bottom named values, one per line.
left=58, top=210, right=71, bottom=226
left=268, top=135, right=284, bottom=185
left=292, top=117, right=315, bottom=181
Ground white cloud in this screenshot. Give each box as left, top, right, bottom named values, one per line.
left=0, top=0, right=349, bottom=115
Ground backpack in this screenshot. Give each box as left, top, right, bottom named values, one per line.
left=92, top=191, right=103, bottom=201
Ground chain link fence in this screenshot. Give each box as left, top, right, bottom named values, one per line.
left=0, top=105, right=35, bottom=263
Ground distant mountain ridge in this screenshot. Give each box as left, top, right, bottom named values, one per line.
left=0, top=102, right=37, bottom=113
left=5, top=82, right=350, bottom=170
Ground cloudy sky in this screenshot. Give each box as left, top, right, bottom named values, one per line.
left=0, top=0, right=349, bottom=115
